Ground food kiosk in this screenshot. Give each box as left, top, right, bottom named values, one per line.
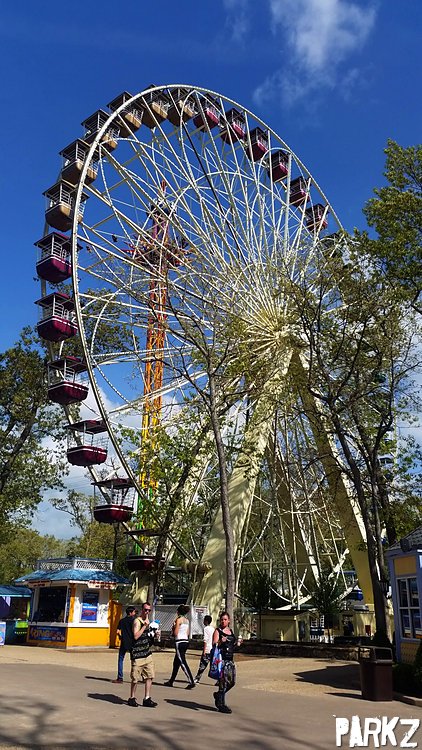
left=15, top=557, right=130, bottom=649
left=0, top=585, right=32, bottom=644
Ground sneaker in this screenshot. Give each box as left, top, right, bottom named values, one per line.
left=218, top=705, right=232, bottom=714
left=112, top=678, right=123, bottom=683
left=127, top=697, right=139, bottom=707
left=193, top=677, right=200, bottom=683
left=143, top=697, right=157, bottom=708
left=163, top=680, right=174, bottom=687
left=186, top=683, right=195, bottom=689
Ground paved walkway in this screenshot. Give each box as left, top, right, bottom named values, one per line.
left=0, top=645, right=420, bottom=749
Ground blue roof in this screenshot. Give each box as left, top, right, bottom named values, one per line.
left=0, top=585, right=32, bottom=597
left=15, top=569, right=130, bottom=585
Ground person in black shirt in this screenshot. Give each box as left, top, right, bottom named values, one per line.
left=212, top=611, right=239, bottom=714
left=128, top=602, right=158, bottom=707
left=112, top=606, right=137, bottom=683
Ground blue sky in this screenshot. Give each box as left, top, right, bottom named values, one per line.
left=1, top=0, right=420, bottom=351
left=1, top=0, right=420, bottom=537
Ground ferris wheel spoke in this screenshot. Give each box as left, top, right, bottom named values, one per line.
left=184, top=112, right=257, bottom=266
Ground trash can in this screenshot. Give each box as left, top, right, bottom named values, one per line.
left=358, top=646, right=393, bottom=701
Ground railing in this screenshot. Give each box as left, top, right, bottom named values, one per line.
left=41, top=304, right=75, bottom=322
left=40, top=243, right=69, bottom=261
left=37, top=557, right=113, bottom=571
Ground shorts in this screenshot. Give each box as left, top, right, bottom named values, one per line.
left=131, top=654, right=155, bottom=682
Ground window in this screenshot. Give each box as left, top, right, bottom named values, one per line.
left=397, top=577, right=421, bottom=639
left=36, top=586, right=67, bottom=622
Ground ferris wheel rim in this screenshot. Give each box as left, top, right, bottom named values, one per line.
left=31, top=83, right=355, bottom=602
left=68, top=84, right=343, bottom=487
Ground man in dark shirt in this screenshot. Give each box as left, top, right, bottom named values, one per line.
left=128, top=602, right=158, bottom=707
left=112, top=606, right=137, bottom=683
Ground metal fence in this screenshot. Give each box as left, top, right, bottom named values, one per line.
left=151, top=604, right=209, bottom=636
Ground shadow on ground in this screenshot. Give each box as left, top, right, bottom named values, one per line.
left=87, top=692, right=127, bottom=704
left=0, top=692, right=314, bottom=750
left=164, top=698, right=216, bottom=712
left=294, top=661, right=360, bottom=692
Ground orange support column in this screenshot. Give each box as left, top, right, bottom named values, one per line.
left=109, top=597, right=122, bottom=648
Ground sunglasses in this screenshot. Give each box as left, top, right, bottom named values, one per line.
left=143, top=608, right=151, bottom=612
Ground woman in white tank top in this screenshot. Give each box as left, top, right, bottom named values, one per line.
left=176, top=620, right=189, bottom=640
left=164, top=604, right=195, bottom=689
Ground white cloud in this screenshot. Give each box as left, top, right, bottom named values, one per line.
left=254, top=0, right=377, bottom=107
left=269, top=0, right=376, bottom=72
left=31, top=500, right=77, bottom=540
left=222, top=0, right=251, bottom=43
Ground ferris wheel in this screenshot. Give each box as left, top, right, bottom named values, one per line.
left=35, top=85, right=370, bottom=612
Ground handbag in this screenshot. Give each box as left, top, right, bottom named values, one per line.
left=208, top=645, right=223, bottom=679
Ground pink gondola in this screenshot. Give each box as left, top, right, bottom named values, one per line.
left=66, top=420, right=108, bottom=467
left=35, top=292, right=78, bottom=342
left=289, top=177, right=308, bottom=206
left=220, top=108, right=246, bottom=143
left=47, top=357, right=89, bottom=405
left=305, top=204, right=328, bottom=232
left=126, top=554, right=165, bottom=573
left=268, top=150, right=289, bottom=182
left=193, top=96, right=221, bottom=130
left=93, top=477, right=135, bottom=524
left=35, top=233, right=72, bottom=283
left=245, top=127, right=269, bottom=161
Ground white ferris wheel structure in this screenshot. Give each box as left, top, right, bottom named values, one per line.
left=35, top=85, right=371, bottom=615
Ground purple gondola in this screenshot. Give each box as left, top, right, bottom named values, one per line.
left=93, top=477, right=135, bottom=524
left=47, top=357, right=89, bottom=405
left=35, top=292, right=78, bottom=342
left=35, top=233, right=72, bottom=283
left=66, top=420, right=108, bottom=467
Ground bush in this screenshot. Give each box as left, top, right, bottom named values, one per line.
left=413, top=640, right=422, bottom=685
left=393, top=661, right=422, bottom=698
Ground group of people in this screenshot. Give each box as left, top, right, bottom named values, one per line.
left=113, top=603, right=240, bottom=713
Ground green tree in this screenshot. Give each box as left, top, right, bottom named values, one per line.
left=240, top=567, right=283, bottom=637
left=0, top=329, right=68, bottom=542
left=309, top=570, right=343, bottom=642
left=359, top=140, right=422, bottom=313
left=290, top=236, right=421, bottom=638
left=66, top=522, right=118, bottom=563
left=50, top=489, right=124, bottom=564
left=0, top=528, right=68, bottom=583
left=165, top=295, right=252, bottom=620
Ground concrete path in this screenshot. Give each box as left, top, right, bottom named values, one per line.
left=0, top=646, right=420, bottom=749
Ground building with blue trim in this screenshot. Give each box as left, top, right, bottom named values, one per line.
left=386, top=527, right=422, bottom=663
left=15, top=557, right=130, bottom=649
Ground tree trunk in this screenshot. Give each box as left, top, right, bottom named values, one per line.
left=209, top=371, right=235, bottom=619
left=329, top=409, right=389, bottom=636
left=150, top=424, right=210, bottom=600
